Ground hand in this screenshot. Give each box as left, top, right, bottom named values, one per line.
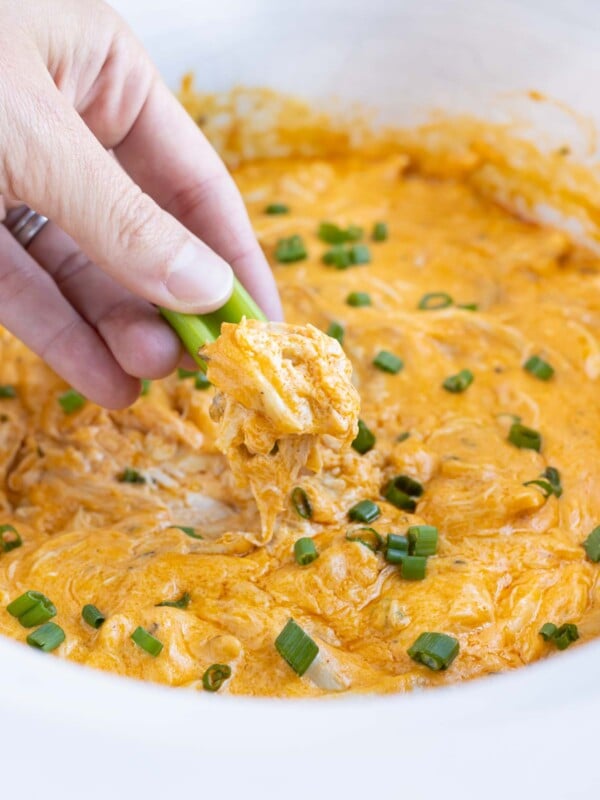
left=0, top=0, right=282, bottom=408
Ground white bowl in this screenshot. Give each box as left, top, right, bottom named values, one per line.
left=3, top=1, right=600, bottom=797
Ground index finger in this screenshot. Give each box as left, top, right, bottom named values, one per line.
left=114, top=78, right=283, bottom=321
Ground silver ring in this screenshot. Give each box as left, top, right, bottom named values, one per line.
left=3, top=205, right=49, bottom=249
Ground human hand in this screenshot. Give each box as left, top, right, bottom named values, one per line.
left=0, top=0, right=282, bottom=408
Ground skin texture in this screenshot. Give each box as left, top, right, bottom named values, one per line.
left=0, top=0, right=282, bottom=408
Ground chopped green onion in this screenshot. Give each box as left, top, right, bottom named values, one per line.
left=408, top=632, right=459, bottom=670
left=385, top=548, right=408, bottom=565
left=58, top=389, right=85, bottom=414
left=0, top=524, right=22, bottom=552
left=387, top=533, right=410, bottom=552
left=525, top=466, right=562, bottom=499
left=349, top=244, right=371, bottom=265
left=539, top=622, right=579, bottom=650
left=346, top=292, right=372, bottom=307
left=318, top=222, right=363, bottom=244
left=169, top=525, right=203, bottom=540
left=523, top=479, right=554, bottom=498
left=323, top=246, right=352, bottom=270
left=383, top=485, right=416, bottom=512
left=291, top=487, right=313, bottom=520
left=352, top=419, right=376, bottom=454
left=372, top=221, right=388, bottom=242
left=82, top=604, right=106, bottom=629
left=407, top=525, right=438, bottom=556
left=345, top=527, right=383, bottom=552
left=389, top=475, right=423, bottom=497
left=7, top=590, right=56, bottom=628
left=0, top=385, right=16, bottom=398
left=327, top=321, right=345, bottom=345
left=275, top=235, right=307, bottom=263
left=443, top=369, right=474, bottom=393
left=508, top=423, right=542, bottom=452
left=401, top=555, right=427, bottom=580
left=346, top=225, right=363, bottom=242
left=373, top=350, right=404, bottom=374
left=195, top=372, right=211, bottom=390
left=131, top=626, right=163, bottom=657
left=178, top=367, right=197, bottom=379
left=396, top=431, right=411, bottom=443
left=275, top=619, right=319, bottom=676
left=294, top=537, right=319, bottom=566
left=26, top=622, right=65, bottom=652
left=156, top=592, right=191, bottom=609
left=524, top=355, right=554, bottom=381
left=118, top=468, right=146, bottom=484
left=418, top=292, right=453, bottom=310
left=539, top=622, right=558, bottom=641
left=265, top=203, right=289, bottom=215
left=583, top=526, right=600, bottom=562
left=348, top=500, right=381, bottom=524
left=202, top=663, right=232, bottom=691
left=140, top=379, right=151, bottom=396
left=458, top=303, right=478, bottom=311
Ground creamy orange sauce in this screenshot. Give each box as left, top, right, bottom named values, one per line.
left=0, top=92, right=600, bottom=696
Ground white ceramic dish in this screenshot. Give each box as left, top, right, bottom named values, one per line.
left=3, top=1, right=600, bottom=797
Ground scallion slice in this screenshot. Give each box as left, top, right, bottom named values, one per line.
left=294, top=537, right=319, bottom=566
left=275, top=235, right=307, bottom=263
left=384, top=485, right=416, bottom=512
left=202, top=663, right=232, bottom=691
left=539, top=622, right=579, bottom=650
left=118, top=467, right=146, bottom=484
left=346, top=292, right=372, bottom=308
left=539, top=622, right=558, bottom=641
left=396, top=432, right=411, bottom=443
left=169, top=525, right=203, bottom=540
left=508, top=423, right=542, bottom=452
left=418, top=292, right=453, bottom=310
left=407, top=525, right=438, bottom=556
left=131, top=626, right=163, bottom=657
left=349, top=244, right=371, bottom=265
left=443, top=369, right=474, bottom=393
left=0, top=385, right=16, bottom=398
left=82, top=604, right=106, bottom=629
left=178, top=367, right=197, bottom=379
left=195, top=372, right=211, bottom=390
left=0, top=524, right=22, bottom=552
left=372, top=222, right=388, bottom=242
left=327, top=321, right=345, bottom=345
left=583, top=526, right=600, bottom=562
left=291, top=487, right=313, bottom=520
left=401, top=555, right=427, bottom=580
left=458, top=303, right=478, bottom=311
left=385, top=548, right=408, bottom=565
left=58, top=389, right=85, bottom=414
left=156, top=592, right=191, bottom=609
left=318, top=222, right=363, bottom=245
left=388, top=475, right=423, bottom=498
left=265, top=203, right=289, bottom=215
left=373, top=350, right=404, bottom=374
left=407, top=632, right=459, bottom=670
left=387, top=533, right=410, bottom=552
left=140, top=379, right=152, bottom=396
left=524, top=355, right=554, bottom=381
left=348, top=499, right=381, bottom=523
left=346, top=527, right=383, bottom=552
left=352, top=419, right=376, bottom=454
left=275, top=619, right=319, bottom=676
left=26, top=622, right=65, bottom=652
left=323, top=246, right=352, bottom=270
left=7, top=590, right=56, bottom=628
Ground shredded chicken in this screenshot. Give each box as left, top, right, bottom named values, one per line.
left=201, top=319, right=360, bottom=543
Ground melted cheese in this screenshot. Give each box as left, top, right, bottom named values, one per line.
left=0, top=118, right=599, bottom=696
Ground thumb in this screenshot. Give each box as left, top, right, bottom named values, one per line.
left=3, top=79, right=234, bottom=314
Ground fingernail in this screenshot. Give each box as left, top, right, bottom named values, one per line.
left=167, top=241, right=233, bottom=310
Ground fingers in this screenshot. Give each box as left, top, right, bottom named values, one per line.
left=114, top=79, right=283, bottom=321
left=27, top=222, right=183, bottom=379
left=2, top=71, right=234, bottom=315
left=0, top=226, right=139, bottom=408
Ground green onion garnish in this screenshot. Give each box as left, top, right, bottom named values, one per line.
left=323, top=246, right=352, bottom=270
left=401, top=555, right=427, bottom=580
left=508, top=423, right=542, bottom=452
left=345, top=527, right=383, bottom=552
left=349, top=244, right=371, bottom=265
left=383, top=475, right=423, bottom=512
left=169, top=525, right=203, bottom=539
left=118, top=468, right=146, bottom=484
left=26, top=622, right=65, bottom=653
left=140, top=379, right=151, bottom=396
left=348, top=500, right=381, bottom=523
left=385, top=548, right=408, bottom=564
left=275, top=619, right=319, bottom=676
left=294, top=537, right=319, bottom=566
left=583, top=526, right=600, bottom=562
left=318, top=222, right=363, bottom=244
left=0, top=524, right=22, bottom=552
left=373, top=350, right=404, bottom=374
left=407, top=525, right=438, bottom=556
left=0, top=385, right=16, bottom=398
left=202, top=663, right=232, bottom=691
left=58, top=389, right=86, bottom=414
left=327, top=321, right=344, bottom=345
left=178, top=367, right=197, bottom=379
left=443, top=369, right=474, bottom=393
left=351, top=419, right=376, bottom=454
left=418, top=292, right=453, bottom=310
left=131, top=626, right=163, bottom=657
left=291, top=487, right=313, bottom=520
left=372, top=222, right=388, bottom=242
left=458, top=303, right=478, bottom=311
left=7, top=590, right=56, bottom=628
left=195, top=372, right=211, bottom=390
left=82, top=604, right=106, bottom=629
left=275, top=235, right=307, bottom=263
left=539, top=622, right=579, bottom=650
left=385, top=534, right=409, bottom=564
left=524, top=355, right=554, bottom=381
left=539, top=622, right=558, bottom=641
left=408, top=632, right=459, bottom=670
left=524, top=466, right=563, bottom=499
left=346, top=292, right=372, bottom=307
left=391, top=475, right=424, bottom=497
left=178, top=368, right=211, bottom=389
left=396, top=431, right=410, bottom=443
left=265, top=203, right=289, bottom=215
left=156, top=592, right=191, bottom=609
